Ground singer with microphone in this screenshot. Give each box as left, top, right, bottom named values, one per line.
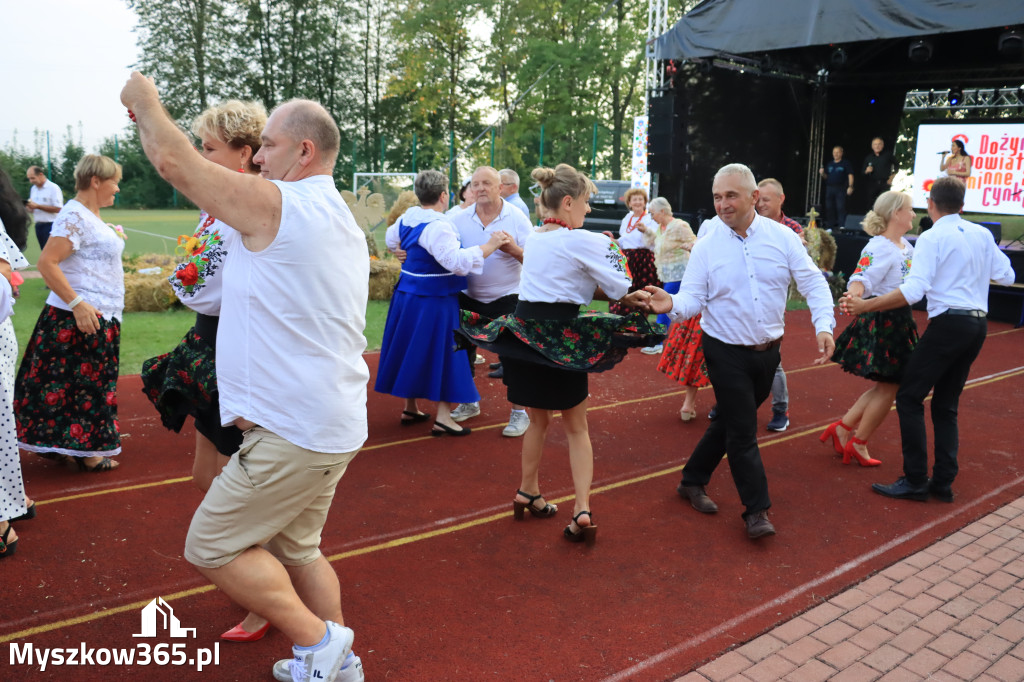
left=939, top=139, right=972, bottom=185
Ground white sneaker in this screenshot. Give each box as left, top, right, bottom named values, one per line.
left=274, top=652, right=363, bottom=682
left=271, top=622, right=354, bottom=682
left=474, top=354, right=486, bottom=365
left=451, top=402, right=481, bottom=422
left=502, top=410, right=530, bottom=437
left=640, top=344, right=663, bottom=355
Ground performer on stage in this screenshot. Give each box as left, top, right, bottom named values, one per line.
left=461, top=164, right=660, bottom=546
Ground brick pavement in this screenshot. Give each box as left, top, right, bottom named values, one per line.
left=676, top=496, right=1024, bottom=682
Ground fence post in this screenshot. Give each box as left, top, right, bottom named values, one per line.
left=380, top=135, right=386, bottom=172
left=591, top=122, right=598, bottom=177
left=490, top=128, right=495, bottom=166
left=46, top=131, right=52, bottom=179
left=449, top=130, right=456, bottom=195
left=539, top=125, right=545, bottom=167
left=351, top=139, right=357, bottom=190
left=412, top=133, right=417, bottom=173
left=114, top=135, right=120, bottom=207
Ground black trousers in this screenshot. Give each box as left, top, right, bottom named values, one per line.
left=680, top=334, right=780, bottom=517
left=35, top=221, right=53, bottom=250
left=896, top=313, right=987, bottom=487
left=824, top=185, right=847, bottom=228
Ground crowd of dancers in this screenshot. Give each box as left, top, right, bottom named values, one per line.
left=0, top=73, right=1015, bottom=682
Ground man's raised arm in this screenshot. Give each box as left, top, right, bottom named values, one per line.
left=120, top=72, right=280, bottom=240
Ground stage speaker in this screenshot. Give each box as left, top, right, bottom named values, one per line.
left=648, top=94, right=684, bottom=176
left=842, top=214, right=865, bottom=232
left=978, top=222, right=1001, bottom=244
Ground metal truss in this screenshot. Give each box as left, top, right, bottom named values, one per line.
left=646, top=0, right=670, bottom=102
left=904, top=88, right=1024, bottom=110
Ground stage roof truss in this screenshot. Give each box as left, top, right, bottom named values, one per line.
left=904, top=88, right=1024, bottom=111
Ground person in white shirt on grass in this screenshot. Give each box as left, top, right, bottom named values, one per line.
left=25, top=165, right=63, bottom=250
left=450, top=166, right=535, bottom=437
left=842, top=176, right=1015, bottom=503
left=123, top=73, right=368, bottom=682
left=644, top=163, right=836, bottom=540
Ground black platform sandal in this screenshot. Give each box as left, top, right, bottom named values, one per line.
left=0, top=523, right=18, bottom=559
left=563, top=511, right=597, bottom=545
left=512, top=490, right=558, bottom=520
left=76, top=456, right=118, bottom=473
left=11, top=501, right=36, bottom=522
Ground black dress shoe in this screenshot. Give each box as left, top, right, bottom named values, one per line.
left=928, top=479, right=955, bottom=503
left=488, top=366, right=504, bottom=379
left=872, top=477, right=928, bottom=501
left=745, top=510, right=776, bottom=539
left=489, top=362, right=501, bottom=370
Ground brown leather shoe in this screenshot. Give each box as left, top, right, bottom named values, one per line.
left=677, top=484, right=718, bottom=514
left=745, top=510, right=776, bottom=539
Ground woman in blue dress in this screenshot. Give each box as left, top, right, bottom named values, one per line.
left=375, top=170, right=508, bottom=436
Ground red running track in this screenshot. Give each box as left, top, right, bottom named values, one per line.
left=2, top=310, right=1023, bottom=681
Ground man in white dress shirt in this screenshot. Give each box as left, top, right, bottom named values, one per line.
left=646, top=163, right=836, bottom=539
left=123, top=74, right=367, bottom=682
left=451, top=166, right=535, bottom=437
left=25, top=166, right=63, bottom=250
left=498, top=168, right=532, bottom=219
left=843, top=176, right=1015, bottom=503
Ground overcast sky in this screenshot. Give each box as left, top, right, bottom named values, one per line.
left=0, top=0, right=140, bottom=156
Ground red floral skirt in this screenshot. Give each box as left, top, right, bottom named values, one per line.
left=657, top=315, right=709, bottom=388
left=14, top=305, right=121, bottom=456
left=609, top=248, right=661, bottom=315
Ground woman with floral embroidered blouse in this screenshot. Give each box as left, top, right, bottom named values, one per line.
left=822, top=191, right=918, bottom=467
left=14, top=155, right=125, bottom=473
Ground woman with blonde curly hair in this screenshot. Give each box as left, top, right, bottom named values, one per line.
left=15, top=155, right=125, bottom=473
left=822, top=191, right=918, bottom=466
left=140, top=100, right=273, bottom=643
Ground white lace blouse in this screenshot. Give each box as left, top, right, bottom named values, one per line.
left=45, top=200, right=126, bottom=321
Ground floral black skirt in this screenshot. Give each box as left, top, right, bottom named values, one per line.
left=609, top=248, right=660, bottom=315
left=14, top=305, right=121, bottom=456
left=831, top=306, right=919, bottom=383
left=141, top=318, right=243, bottom=456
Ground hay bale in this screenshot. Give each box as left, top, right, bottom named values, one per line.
left=368, top=258, right=400, bottom=301
left=123, top=253, right=179, bottom=312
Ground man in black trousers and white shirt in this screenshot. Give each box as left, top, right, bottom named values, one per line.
left=842, top=176, right=1015, bottom=502
left=644, top=163, right=836, bottom=539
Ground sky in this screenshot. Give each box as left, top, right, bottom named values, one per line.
left=0, top=0, right=141, bottom=156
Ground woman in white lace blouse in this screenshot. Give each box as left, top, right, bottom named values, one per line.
left=14, top=155, right=125, bottom=473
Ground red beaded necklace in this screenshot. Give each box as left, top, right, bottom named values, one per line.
left=542, top=217, right=572, bottom=230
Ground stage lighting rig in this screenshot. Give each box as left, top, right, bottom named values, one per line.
left=948, top=86, right=964, bottom=106
left=908, top=39, right=933, bottom=63
left=997, top=29, right=1023, bottom=60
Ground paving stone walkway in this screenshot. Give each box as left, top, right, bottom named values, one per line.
left=677, top=496, right=1024, bottom=682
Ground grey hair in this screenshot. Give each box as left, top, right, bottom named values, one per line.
left=499, top=168, right=520, bottom=186
left=413, top=170, right=449, bottom=205
left=649, top=196, right=672, bottom=214
left=713, top=163, right=757, bottom=193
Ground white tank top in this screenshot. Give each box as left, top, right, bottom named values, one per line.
left=216, top=176, right=370, bottom=453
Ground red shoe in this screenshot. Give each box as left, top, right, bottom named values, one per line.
left=843, top=436, right=881, bottom=467
left=220, top=621, right=270, bottom=642
left=819, top=420, right=852, bottom=456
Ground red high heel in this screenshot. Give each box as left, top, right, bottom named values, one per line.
left=820, top=420, right=852, bottom=456
left=220, top=621, right=270, bottom=642
left=843, top=437, right=881, bottom=467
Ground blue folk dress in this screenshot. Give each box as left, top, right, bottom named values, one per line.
left=374, top=220, right=480, bottom=404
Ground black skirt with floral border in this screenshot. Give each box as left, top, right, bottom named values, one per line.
left=14, top=304, right=121, bottom=456
left=831, top=306, right=918, bottom=383
left=141, top=315, right=243, bottom=456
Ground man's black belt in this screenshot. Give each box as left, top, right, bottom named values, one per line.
left=728, top=336, right=783, bottom=352
left=939, top=309, right=985, bottom=318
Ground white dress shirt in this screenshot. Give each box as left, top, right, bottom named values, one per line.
left=899, top=213, right=1015, bottom=317
left=518, top=228, right=631, bottom=304
left=385, top=206, right=484, bottom=277
left=849, top=235, right=913, bottom=298
left=669, top=214, right=835, bottom=345
left=452, top=199, right=534, bottom=303
left=29, top=179, right=63, bottom=223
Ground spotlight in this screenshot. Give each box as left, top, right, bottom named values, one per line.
left=830, top=47, right=847, bottom=68
left=908, top=39, right=933, bottom=63
left=949, top=86, right=964, bottom=106
left=997, top=29, right=1023, bottom=59
left=759, top=54, right=774, bottom=73
left=697, top=58, right=713, bottom=75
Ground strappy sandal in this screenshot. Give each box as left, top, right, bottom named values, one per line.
left=512, top=490, right=558, bottom=520
left=563, top=511, right=597, bottom=545
left=400, top=410, right=431, bottom=426
left=38, top=452, right=72, bottom=465
left=76, top=456, right=118, bottom=473
left=0, top=523, right=18, bottom=559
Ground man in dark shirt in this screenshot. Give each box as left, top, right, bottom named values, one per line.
left=862, top=137, right=897, bottom=208
left=818, top=145, right=854, bottom=229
